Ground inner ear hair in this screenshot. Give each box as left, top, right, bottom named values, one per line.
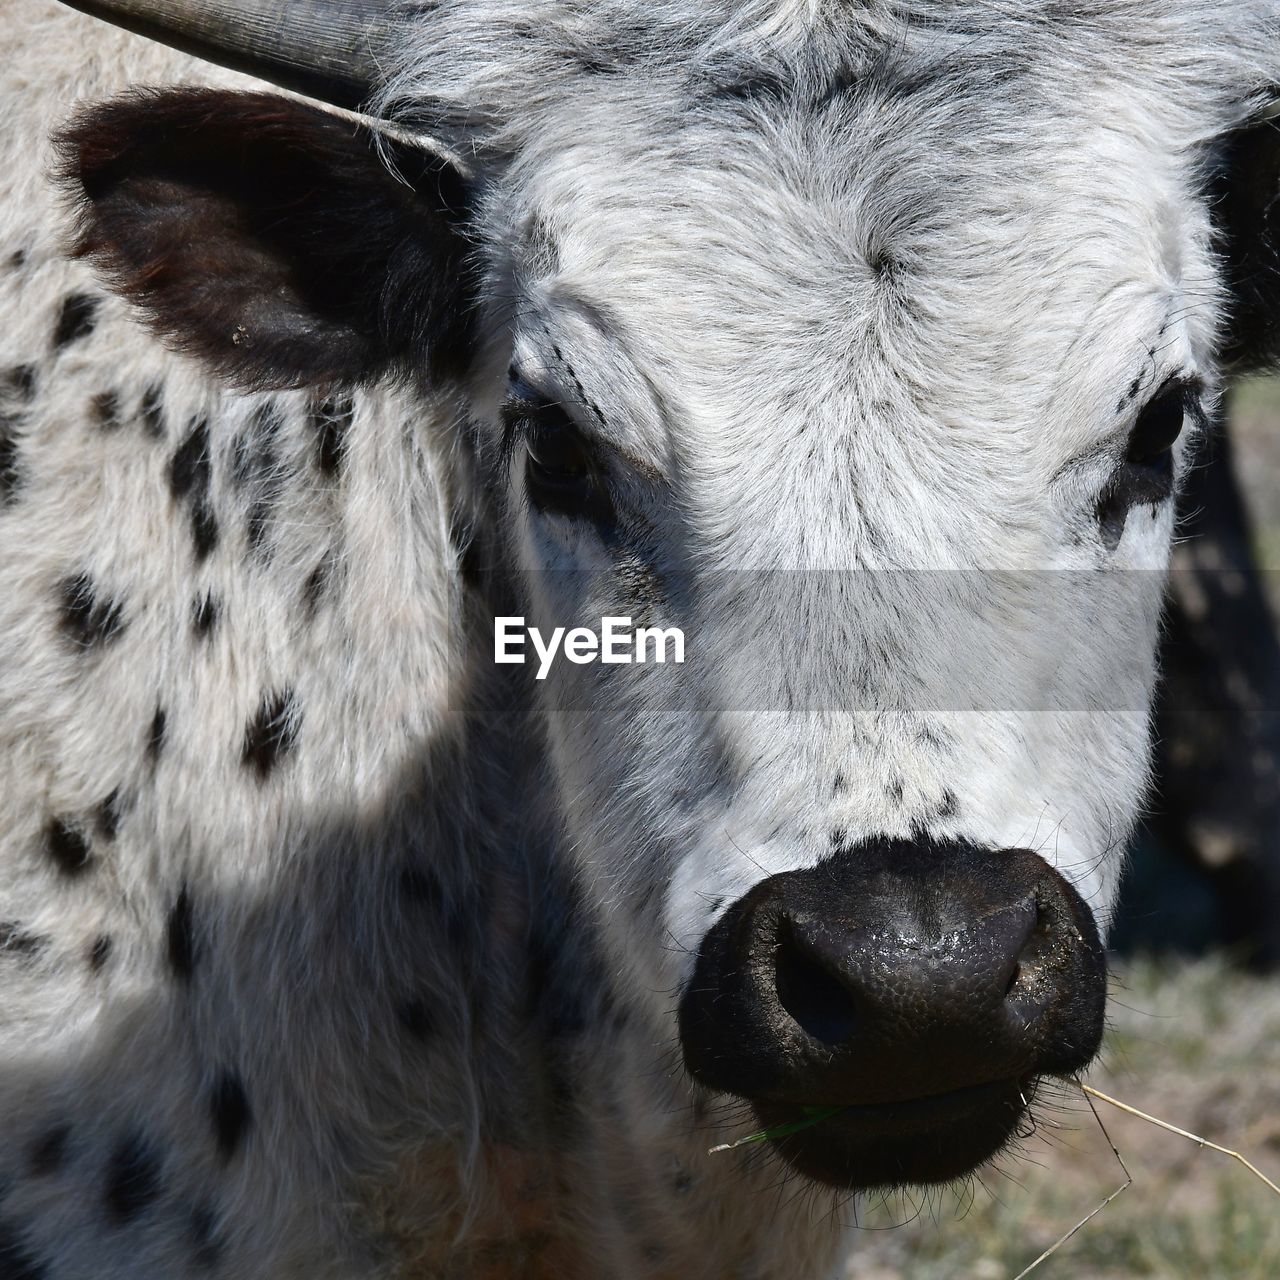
left=1212, top=103, right=1280, bottom=374
left=57, top=88, right=479, bottom=391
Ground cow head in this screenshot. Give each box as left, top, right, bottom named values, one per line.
left=60, top=0, right=1280, bottom=1194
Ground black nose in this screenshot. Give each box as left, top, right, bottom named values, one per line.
left=678, top=838, right=1106, bottom=1189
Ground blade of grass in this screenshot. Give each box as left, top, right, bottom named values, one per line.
left=1012, top=1078, right=1132, bottom=1279
left=1014, top=1076, right=1280, bottom=1278
left=707, top=1106, right=846, bottom=1155
left=1080, top=1083, right=1280, bottom=1198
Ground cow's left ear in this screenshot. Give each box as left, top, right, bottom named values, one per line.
left=1212, top=108, right=1280, bottom=373
left=59, top=88, right=478, bottom=391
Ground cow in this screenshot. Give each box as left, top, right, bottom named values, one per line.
left=2, top=1, right=1279, bottom=1276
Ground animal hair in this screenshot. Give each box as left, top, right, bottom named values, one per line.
left=1, top=2, right=1279, bottom=1276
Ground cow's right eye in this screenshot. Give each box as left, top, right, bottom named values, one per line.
left=525, top=418, right=612, bottom=522
left=503, top=384, right=615, bottom=526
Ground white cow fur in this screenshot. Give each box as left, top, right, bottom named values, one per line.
left=1, top=1, right=1279, bottom=1277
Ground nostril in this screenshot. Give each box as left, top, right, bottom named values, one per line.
left=1003, top=897, right=1050, bottom=1001
left=773, top=921, right=860, bottom=1047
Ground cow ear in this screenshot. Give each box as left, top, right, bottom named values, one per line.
left=58, top=88, right=478, bottom=391
left=1214, top=108, right=1280, bottom=373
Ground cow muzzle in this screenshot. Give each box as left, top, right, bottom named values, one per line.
left=678, top=838, right=1106, bottom=1189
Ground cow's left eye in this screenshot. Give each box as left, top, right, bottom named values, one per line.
left=1127, top=381, right=1188, bottom=467
left=1096, top=380, right=1194, bottom=546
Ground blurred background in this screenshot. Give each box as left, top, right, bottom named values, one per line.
left=848, top=383, right=1280, bottom=1278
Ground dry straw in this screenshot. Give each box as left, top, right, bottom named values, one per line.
left=707, top=1079, right=1280, bottom=1276
left=1013, top=1080, right=1280, bottom=1278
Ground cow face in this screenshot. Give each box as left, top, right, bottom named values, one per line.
left=446, top=60, right=1205, bottom=1187
left=63, top=3, right=1280, bottom=1193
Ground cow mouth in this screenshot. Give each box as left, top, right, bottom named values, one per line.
left=746, top=1076, right=1035, bottom=1190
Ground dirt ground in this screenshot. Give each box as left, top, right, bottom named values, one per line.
left=839, top=956, right=1280, bottom=1279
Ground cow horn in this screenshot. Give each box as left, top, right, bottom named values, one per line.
left=57, top=1, right=391, bottom=111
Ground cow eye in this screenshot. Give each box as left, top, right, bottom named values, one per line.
left=504, top=386, right=614, bottom=525
left=1096, top=380, right=1193, bottom=547
left=1127, top=382, right=1188, bottom=466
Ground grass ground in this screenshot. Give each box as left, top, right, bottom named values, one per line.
left=842, top=956, right=1280, bottom=1279
left=1223, top=377, right=1280, bottom=574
